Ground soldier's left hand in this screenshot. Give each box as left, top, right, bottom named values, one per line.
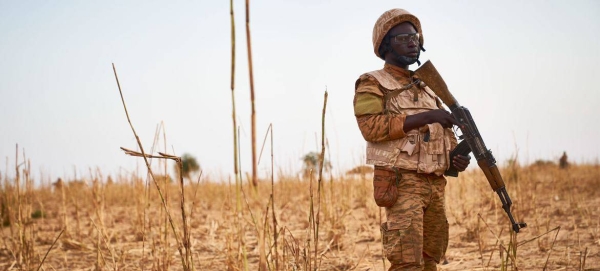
left=453, top=154, right=471, bottom=172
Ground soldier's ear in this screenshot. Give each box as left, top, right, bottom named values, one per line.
left=378, top=37, right=390, bottom=59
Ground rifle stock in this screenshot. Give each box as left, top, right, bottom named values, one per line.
left=415, top=60, right=527, bottom=233
left=414, top=60, right=459, bottom=108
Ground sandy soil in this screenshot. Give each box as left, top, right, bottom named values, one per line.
left=1, top=165, right=599, bottom=270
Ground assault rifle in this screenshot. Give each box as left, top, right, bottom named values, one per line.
left=414, top=60, right=527, bottom=233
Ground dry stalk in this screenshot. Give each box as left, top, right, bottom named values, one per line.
left=112, top=63, right=191, bottom=271
left=580, top=247, right=588, bottom=271
left=143, top=121, right=166, bottom=268
left=258, top=123, right=279, bottom=269
left=95, top=223, right=106, bottom=270
left=305, top=170, right=314, bottom=270
left=188, top=171, right=204, bottom=224
left=90, top=175, right=106, bottom=238
left=2, top=159, right=14, bottom=251
left=121, top=148, right=195, bottom=270
left=517, top=226, right=560, bottom=248
left=503, top=231, right=519, bottom=271
left=314, top=90, right=328, bottom=269
left=90, top=216, right=116, bottom=269
left=478, top=213, right=505, bottom=268
left=240, top=183, right=262, bottom=268
left=71, top=187, right=82, bottom=240
left=60, top=177, right=69, bottom=237
left=235, top=126, right=248, bottom=271
left=25, top=159, right=35, bottom=269
left=542, top=226, right=561, bottom=270
left=11, top=145, right=37, bottom=269
left=260, top=201, right=270, bottom=270
left=177, top=157, right=194, bottom=270
left=14, top=145, right=23, bottom=266
left=36, top=229, right=64, bottom=271
left=266, top=226, right=284, bottom=269
left=229, top=0, right=238, bottom=181
left=161, top=123, right=171, bottom=270
left=229, top=2, right=249, bottom=268
left=245, top=0, right=258, bottom=188
left=270, top=125, right=278, bottom=270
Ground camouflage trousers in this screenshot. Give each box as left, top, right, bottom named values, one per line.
left=379, top=170, right=449, bottom=271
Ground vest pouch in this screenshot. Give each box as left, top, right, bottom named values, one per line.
left=422, top=123, right=445, bottom=154
left=417, top=123, right=447, bottom=174
left=373, top=167, right=401, bottom=207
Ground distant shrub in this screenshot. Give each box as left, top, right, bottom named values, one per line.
left=31, top=209, right=45, bottom=219
left=531, top=159, right=556, bottom=167
left=345, top=165, right=373, bottom=179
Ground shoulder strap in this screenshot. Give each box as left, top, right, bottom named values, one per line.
left=367, top=69, right=404, bottom=90
left=366, top=69, right=414, bottom=103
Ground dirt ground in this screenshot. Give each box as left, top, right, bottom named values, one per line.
left=1, top=164, right=599, bottom=270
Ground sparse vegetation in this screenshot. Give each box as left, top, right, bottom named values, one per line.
left=0, top=158, right=599, bottom=270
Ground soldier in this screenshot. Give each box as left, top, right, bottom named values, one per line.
left=559, top=151, right=569, bottom=169
left=353, top=9, right=471, bottom=271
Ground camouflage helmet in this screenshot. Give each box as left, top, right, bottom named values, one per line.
left=373, top=8, right=424, bottom=59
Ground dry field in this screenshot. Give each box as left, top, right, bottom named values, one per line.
left=1, top=162, right=599, bottom=270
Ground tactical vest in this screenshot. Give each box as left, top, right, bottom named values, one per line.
left=364, top=69, right=458, bottom=176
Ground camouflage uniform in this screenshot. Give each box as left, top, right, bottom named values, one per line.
left=378, top=170, right=449, bottom=271
left=354, top=9, right=458, bottom=271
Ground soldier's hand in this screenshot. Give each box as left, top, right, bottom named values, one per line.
left=426, top=109, right=459, bottom=128
left=453, top=154, right=471, bottom=172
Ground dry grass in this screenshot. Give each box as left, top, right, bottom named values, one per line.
left=1, top=160, right=599, bottom=270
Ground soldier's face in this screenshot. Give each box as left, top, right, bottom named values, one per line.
left=386, top=22, right=420, bottom=66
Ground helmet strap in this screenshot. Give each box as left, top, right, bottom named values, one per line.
left=416, top=45, right=426, bottom=66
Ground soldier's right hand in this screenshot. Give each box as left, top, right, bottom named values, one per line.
left=425, top=109, right=459, bottom=128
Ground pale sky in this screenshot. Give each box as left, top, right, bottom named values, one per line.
left=1, top=1, right=599, bottom=181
